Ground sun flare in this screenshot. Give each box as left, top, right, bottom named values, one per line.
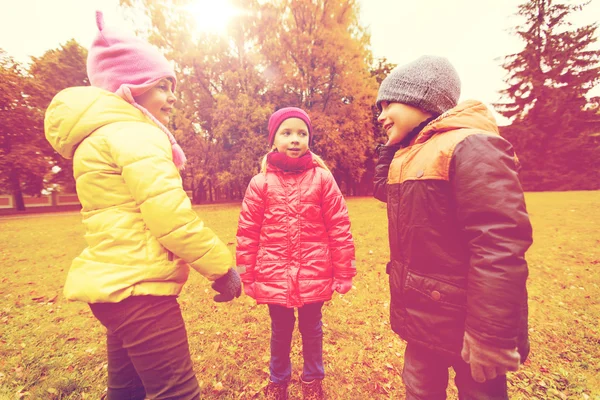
left=184, top=0, right=240, bottom=34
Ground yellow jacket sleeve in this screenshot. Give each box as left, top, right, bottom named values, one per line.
left=107, top=121, right=232, bottom=280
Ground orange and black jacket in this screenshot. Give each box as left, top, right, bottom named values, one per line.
left=374, top=100, right=532, bottom=359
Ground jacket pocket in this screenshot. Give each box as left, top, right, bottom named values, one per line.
left=402, top=270, right=467, bottom=353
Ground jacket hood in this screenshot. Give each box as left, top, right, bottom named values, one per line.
left=44, top=86, right=148, bottom=159
left=414, top=99, right=499, bottom=145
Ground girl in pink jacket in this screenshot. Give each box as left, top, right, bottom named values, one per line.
left=236, top=107, right=356, bottom=400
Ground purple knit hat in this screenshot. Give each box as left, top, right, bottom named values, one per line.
left=87, top=11, right=186, bottom=170
left=268, top=107, right=312, bottom=146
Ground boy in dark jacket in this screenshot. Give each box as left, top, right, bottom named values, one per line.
left=373, top=55, right=532, bottom=399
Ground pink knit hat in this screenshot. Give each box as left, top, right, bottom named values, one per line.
left=87, top=11, right=186, bottom=169
left=268, top=107, right=312, bottom=146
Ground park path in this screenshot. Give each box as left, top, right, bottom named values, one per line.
left=0, top=210, right=80, bottom=220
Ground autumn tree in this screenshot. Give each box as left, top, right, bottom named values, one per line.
left=119, top=0, right=379, bottom=199
left=0, top=41, right=88, bottom=210
left=28, top=40, right=89, bottom=193
left=120, top=0, right=273, bottom=201
left=496, top=0, right=600, bottom=190
left=359, top=57, right=396, bottom=195
left=258, top=0, right=378, bottom=194
left=0, top=52, right=49, bottom=210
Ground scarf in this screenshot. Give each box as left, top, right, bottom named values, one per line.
left=267, top=151, right=314, bottom=172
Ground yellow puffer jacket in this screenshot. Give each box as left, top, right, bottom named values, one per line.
left=45, top=86, right=232, bottom=303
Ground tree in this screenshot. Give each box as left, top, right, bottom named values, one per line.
left=120, top=0, right=380, bottom=198
left=359, top=57, right=396, bottom=195
left=0, top=52, right=49, bottom=210
left=257, top=0, right=378, bottom=194
left=497, top=0, right=600, bottom=123
left=28, top=39, right=89, bottom=193
left=496, top=0, right=600, bottom=190
left=0, top=41, right=88, bottom=210
left=120, top=0, right=273, bottom=201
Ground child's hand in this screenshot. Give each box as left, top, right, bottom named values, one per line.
left=243, top=282, right=255, bottom=298
left=332, top=278, right=353, bottom=294
left=211, top=268, right=242, bottom=302
left=461, top=330, right=520, bottom=382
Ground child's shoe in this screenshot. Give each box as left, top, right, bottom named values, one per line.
left=301, top=378, right=324, bottom=400
left=264, top=380, right=288, bottom=400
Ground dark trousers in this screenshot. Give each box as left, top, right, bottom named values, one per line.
left=402, top=342, right=508, bottom=400
left=268, top=302, right=325, bottom=384
left=89, top=296, right=200, bottom=400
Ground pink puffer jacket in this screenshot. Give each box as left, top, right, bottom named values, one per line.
left=236, top=160, right=356, bottom=308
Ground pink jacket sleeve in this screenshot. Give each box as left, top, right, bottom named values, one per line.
left=236, top=174, right=265, bottom=284
left=321, top=171, right=356, bottom=279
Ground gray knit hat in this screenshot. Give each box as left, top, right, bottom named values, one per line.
left=376, top=55, right=461, bottom=116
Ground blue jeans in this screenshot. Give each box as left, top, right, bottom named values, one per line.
left=268, top=302, right=325, bottom=384
left=89, top=296, right=200, bottom=400
left=403, top=342, right=508, bottom=400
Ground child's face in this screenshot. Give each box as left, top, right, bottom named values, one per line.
left=273, top=118, right=310, bottom=158
left=134, top=78, right=176, bottom=125
left=378, top=101, right=433, bottom=145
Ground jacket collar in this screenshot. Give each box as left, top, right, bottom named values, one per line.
left=412, top=100, right=500, bottom=146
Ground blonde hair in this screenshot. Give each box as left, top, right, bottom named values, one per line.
left=260, top=149, right=330, bottom=174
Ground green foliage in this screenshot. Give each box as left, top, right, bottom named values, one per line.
left=1, top=194, right=599, bottom=398
left=496, top=0, right=600, bottom=123
left=496, top=0, right=600, bottom=191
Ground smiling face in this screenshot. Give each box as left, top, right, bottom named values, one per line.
left=377, top=101, right=433, bottom=145
left=272, top=117, right=310, bottom=158
left=133, top=78, right=176, bottom=125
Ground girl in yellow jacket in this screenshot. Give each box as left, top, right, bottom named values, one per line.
left=44, top=11, right=240, bottom=400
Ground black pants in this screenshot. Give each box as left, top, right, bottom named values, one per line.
left=89, top=296, right=200, bottom=400
left=402, top=342, right=508, bottom=400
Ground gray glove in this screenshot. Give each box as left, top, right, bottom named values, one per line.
left=461, top=331, right=521, bottom=383
left=211, top=268, right=241, bottom=303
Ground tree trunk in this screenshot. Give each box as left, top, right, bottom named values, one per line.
left=190, top=174, right=196, bottom=205
left=9, top=167, right=25, bottom=211
left=195, top=178, right=205, bottom=204
left=236, top=182, right=243, bottom=201
left=346, top=172, right=355, bottom=196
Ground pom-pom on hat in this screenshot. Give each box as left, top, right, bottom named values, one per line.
left=376, top=55, right=461, bottom=117
left=86, top=11, right=186, bottom=169
left=268, top=107, right=312, bottom=146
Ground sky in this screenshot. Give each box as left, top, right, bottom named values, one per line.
left=1, top=0, right=599, bottom=126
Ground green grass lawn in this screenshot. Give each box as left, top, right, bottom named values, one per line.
left=0, top=192, right=598, bottom=399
